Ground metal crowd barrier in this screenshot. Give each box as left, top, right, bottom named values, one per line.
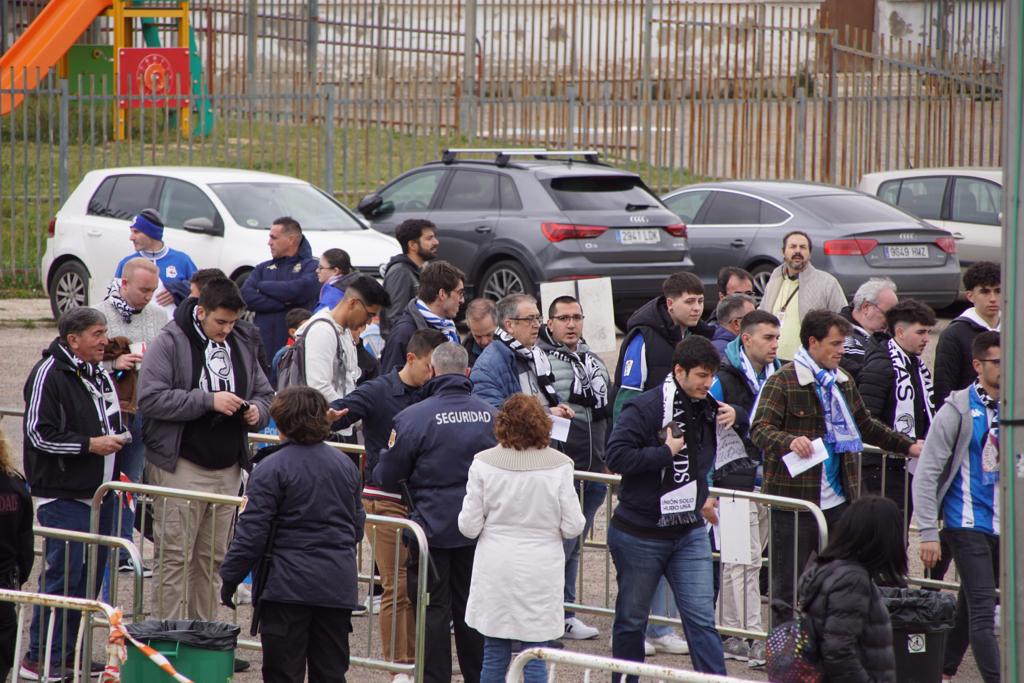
left=570, top=470, right=829, bottom=641
left=507, top=648, right=755, bottom=682
left=0, top=588, right=119, bottom=683
left=85, top=479, right=430, bottom=680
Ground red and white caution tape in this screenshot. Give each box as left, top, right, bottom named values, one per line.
left=100, top=607, right=194, bottom=683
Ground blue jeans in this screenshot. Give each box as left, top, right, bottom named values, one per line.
left=608, top=524, right=726, bottom=679
left=28, top=495, right=116, bottom=666
left=480, top=637, right=547, bottom=683
left=115, top=412, right=145, bottom=561
left=646, top=577, right=679, bottom=639
left=562, top=480, right=607, bottom=619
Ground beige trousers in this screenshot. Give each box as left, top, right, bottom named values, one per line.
left=364, top=497, right=415, bottom=664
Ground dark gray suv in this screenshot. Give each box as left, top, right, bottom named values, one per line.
left=357, top=149, right=692, bottom=321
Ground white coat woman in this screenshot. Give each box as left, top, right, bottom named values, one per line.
left=458, top=393, right=586, bottom=683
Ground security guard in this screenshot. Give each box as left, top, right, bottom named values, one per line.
left=375, top=342, right=497, bottom=683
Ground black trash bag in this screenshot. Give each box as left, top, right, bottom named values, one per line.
left=878, top=587, right=958, bottom=632
left=125, top=619, right=240, bottom=651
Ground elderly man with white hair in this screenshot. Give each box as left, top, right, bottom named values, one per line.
left=839, top=277, right=899, bottom=381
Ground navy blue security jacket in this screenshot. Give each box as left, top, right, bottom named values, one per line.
left=240, top=236, right=320, bottom=354
left=220, top=440, right=365, bottom=610
left=331, top=369, right=421, bottom=483
left=374, top=374, right=497, bottom=548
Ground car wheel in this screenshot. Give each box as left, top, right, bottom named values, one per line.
left=749, top=263, right=777, bottom=302
left=49, top=260, right=89, bottom=319
left=480, top=260, right=534, bottom=301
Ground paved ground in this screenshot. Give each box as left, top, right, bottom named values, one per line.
left=0, top=300, right=985, bottom=682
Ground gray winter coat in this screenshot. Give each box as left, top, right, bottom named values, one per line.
left=759, top=263, right=847, bottom=318
left=911, top=387, right=975, bottom=544
left=137, top=311, right=273, bottom=472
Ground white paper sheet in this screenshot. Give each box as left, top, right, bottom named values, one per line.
left=719, top=498, right=753, bottom=565
left=550, top=414, right=571, bottom=442
left=782, top=437, right=829, bottom=477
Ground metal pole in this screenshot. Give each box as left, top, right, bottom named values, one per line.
left=307, top=0, right=319, bottom=86
left=640, top=0, right=654, bottom=167
left=460, top=0, right=478, bottom=139
left=324, top=84, right=336, bottom=195
left=1, top=0, right=8, bottom=55
left=1001, top=0, right=1023, bottom=679
left=58, top=79, right=69, bottom=204
left=246, top=0, right=257, bottom=86
left=794, top=87, right=806, bottom=180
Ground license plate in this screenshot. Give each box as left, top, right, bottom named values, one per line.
left=618, top=229, right=660, bottom=245
left=885, top=245, right=929, bottom=259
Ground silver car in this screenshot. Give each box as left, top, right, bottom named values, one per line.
left=661, top=181, right=962, bottom=309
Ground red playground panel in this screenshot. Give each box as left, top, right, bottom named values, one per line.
left=118, top=47, right=190, bottom=108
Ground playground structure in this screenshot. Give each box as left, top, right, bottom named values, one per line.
left=0, top=0, right=213, bottom=138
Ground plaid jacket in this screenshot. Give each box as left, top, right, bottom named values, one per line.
left=750, top=361, right=914, bottom=505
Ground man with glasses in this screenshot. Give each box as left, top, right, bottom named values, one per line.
left=710, top=293, right=756, bottom=359
left=703, top=267, right=755, bottom=327
left=470, top=293, right=573, bottom=419
left=537, top=296, right=611, bottom=642
left=380, top=260, right=465, bottom=373
left=839, top=278, right=899, bottom=382
left=913, top=331, right=1001, bottom=683
left=295, top=275, right=391, bottom=406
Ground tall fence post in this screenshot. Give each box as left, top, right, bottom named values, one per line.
left=460, top=0, right=478, bottom=139
left=566, top=83, right=577, bottom=149
left=58, top=79, right=69, bottom=204
left=324, top=84, right=336, bottom=195
left=794, top=87, right=806, bottom=180
left=246, top=0, right=257, bottom=88
left=307, top=0, right=319, bottom=86
left=640, top=0, right=654, bottom=167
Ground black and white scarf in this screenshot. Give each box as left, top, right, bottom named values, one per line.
left=106, top=287, right=142, bottom=324
left=658, top=374, right=702, bottom=527
left=192, top=308, right=235, bottom=392
left=887, top=338, right=934, bottom=438
left=975, top=381, right=1000, bottom=486
left=57, top=343, right=121, bottom=435
left=415, top=299, right=460, bottom=344
left=546, top=345, right=609, bottom=410
left=495, top=327, right=560, bottom=407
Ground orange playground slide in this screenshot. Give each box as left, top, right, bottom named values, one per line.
left=0, top=0, right=113, bottom=115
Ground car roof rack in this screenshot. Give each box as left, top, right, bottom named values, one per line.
left=440, top=148, right=603, bottom=168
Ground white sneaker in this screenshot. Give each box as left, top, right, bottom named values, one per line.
left=607, top=636, right=656, bottom=656
left=648, top=632, right=689, bottom=654
left=563, top=617, right=599, bottom=640
left=391, top=675, right=414, bottom=683
left=367, top=594, right=382, bottom=614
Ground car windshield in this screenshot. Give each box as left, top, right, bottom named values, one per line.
left=209, top=182, right=363, bottom=230
left=793, top=194, right=916, bottom=225
left=544, top=176, right=661, bottom=211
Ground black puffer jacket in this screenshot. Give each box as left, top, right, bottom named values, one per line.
left=933, top=315, right=991, bottom=407
left=799, top=559, right=896, bottom=683
left=859, top=338, right=931, bottom=439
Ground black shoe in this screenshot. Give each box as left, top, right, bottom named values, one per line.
left=544, top=639, right=564, bottom=649
left=233, top=657, right=251, bottom=673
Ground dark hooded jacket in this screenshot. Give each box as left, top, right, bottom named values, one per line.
left=381, top=254, right=421, bottom=338
left=380, top=298, right=429, bottom=373
left=241, top=236, right=320, bottom=354
left=799, top=559, right=897, bottom=683
left=933, top=314, right=995, bottom=407
left=839, top=305, right=887, bottom=383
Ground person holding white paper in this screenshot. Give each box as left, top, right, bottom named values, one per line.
left=605, top=336, right=751, bottom=680
left=708, top=309, right=782, bottom=666
left=537, top=295, right=611, bottom=642
left=750, top=309, right=922, bottom=629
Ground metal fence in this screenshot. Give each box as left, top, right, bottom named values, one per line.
left=0, top=0, right=1006, bottom=288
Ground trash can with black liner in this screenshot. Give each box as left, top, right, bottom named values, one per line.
left=879, top=587, right=957, bottom=683
left=122, top=619, right=239, bottom=683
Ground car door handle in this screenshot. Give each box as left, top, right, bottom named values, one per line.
left=474, top=225, right=492, bottom=234
left=730, top=239, right=746, bottom=247
left=86, top=229, right=102, bottom=237
left=952, top=232, right=965, bottom=240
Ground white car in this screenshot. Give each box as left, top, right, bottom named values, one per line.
left=858, top=167, right=1002, bottom=271
left=41, top=166, right=401, bottom=318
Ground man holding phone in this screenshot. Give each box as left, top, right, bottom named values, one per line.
left=138, top=276, right=273, bottom=641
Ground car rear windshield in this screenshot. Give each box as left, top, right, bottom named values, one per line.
left=793, top=194, right=916, bottom=225
left=544, top=176, right=661, bottom=211
left=209, top=182, right=363, bottom=230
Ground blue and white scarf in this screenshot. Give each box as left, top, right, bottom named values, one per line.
left=793, top=346, right=862, bottom=453
left=415, top=299, right=460, bottom=344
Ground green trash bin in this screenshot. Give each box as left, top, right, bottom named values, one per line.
left=122, top=619, right=239, bottom=683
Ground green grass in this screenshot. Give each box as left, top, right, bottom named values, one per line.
left=1, top=95, right=696, bottom=294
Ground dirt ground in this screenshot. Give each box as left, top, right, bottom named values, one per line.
left=0, top=300, right=985, bottom=682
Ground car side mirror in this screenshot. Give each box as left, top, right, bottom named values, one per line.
left=357, top=193, right=384, bottom=217
left=183, top=217, right=216, bottom=234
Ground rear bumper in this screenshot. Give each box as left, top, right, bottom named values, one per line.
left=39, top=240, right=54, bottom=296
left=542, top=255, right=695, bottom=310
left=830, top=260, right=961, bottom=309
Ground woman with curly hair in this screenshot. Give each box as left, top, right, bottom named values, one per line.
left=458, top=393, right=586, bottom=682
left=0, top=427, right=33, bottom=682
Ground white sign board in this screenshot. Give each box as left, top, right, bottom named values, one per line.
left=539, top=277, right=616, bottom=353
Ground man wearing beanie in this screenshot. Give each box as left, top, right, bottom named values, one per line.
left=114, top=209, right=198, bottom=317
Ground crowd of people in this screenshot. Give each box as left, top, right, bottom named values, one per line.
left=2, top=209, right=1005, bottom=683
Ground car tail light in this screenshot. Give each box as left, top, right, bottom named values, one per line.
left=541, top=222, right=608, bottom=242
left=47, top=217, right=56, bottom=238
left=823, top=238, right=878, bottom=256
left=664, top=223, right=687, bottom=238
left=935, top=237, right=957, bottom=254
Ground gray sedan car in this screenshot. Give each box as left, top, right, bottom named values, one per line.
left=661, top=181, right=962, bottom=309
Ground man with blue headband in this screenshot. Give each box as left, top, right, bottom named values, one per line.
left=114, top=209, right=198, bottom=316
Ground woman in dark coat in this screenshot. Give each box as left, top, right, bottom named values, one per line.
left=220, top=386, right=365, bottom=683
left=798, top=496, right=903, bottom=683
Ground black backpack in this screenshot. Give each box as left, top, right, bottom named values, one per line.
left=275, top=317, right=341, bottom=391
